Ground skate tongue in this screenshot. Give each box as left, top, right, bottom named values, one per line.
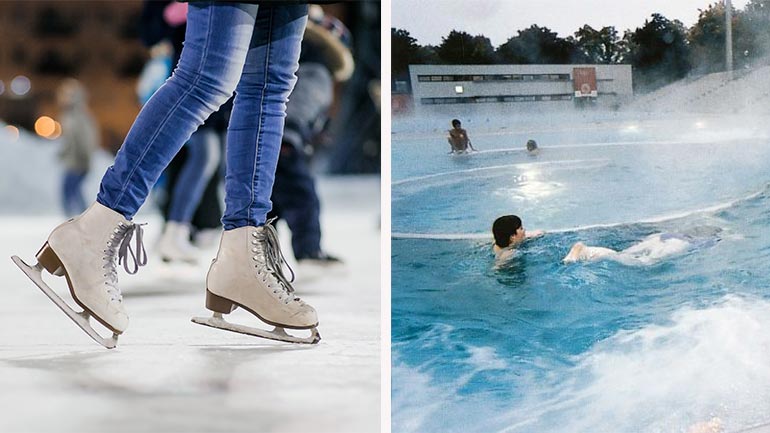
left=118, top=223, right=148, bottom=274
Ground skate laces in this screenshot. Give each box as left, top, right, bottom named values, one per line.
left=253, top=219, right=298, bottom=304
left=118, top=223, right=147, bottom=274
left=103, top=221, right=148, bottom=302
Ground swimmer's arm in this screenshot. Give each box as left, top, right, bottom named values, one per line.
left=526, top=230, right=544, bottom=238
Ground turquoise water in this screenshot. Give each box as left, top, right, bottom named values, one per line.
left=391, top=115, right=770, bottom=433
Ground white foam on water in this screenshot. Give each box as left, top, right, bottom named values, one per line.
left=498, top=295, right=770, bottom=433
left=391, top=360, right=452, bottom=433
left=393, top=296, right=770, bottom=433
left=392, top=339, right=512, bottom=433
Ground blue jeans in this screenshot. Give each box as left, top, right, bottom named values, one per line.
left=62, top=170, right=87, bottom=217
left=269, top=144, right=322, bottom=259
left=167, top=128, right=222, bottom=223
left=97, top=2, right=308, bottom=229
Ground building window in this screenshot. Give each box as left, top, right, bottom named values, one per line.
left=421, top=94, right=573, bottom=105
left=416, top=73, right=571, bottom=83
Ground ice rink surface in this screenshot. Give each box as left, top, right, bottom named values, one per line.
left=0, top=176, right=381, bottom=433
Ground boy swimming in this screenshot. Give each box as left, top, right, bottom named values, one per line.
left=563, top=226, right=722, bottom=265
left=492, top=215, right=544, bottom=262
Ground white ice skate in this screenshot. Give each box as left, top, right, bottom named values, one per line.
left=192, top=221, right=321, bottom=344
left=157, top=221, right=199, bottom=264
left=295, top=251, right=346, bottom=282
left=11, top=202, right=147, bottom=349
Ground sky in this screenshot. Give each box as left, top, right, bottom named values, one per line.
left=391, top=0, right=752, bottom=47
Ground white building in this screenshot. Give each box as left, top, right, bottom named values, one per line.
left=409, top=64, right=633, bottom=114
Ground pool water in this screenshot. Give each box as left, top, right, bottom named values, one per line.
left=391, top=114, right=770, bottom=433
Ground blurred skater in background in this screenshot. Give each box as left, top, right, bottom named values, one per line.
left=57, top=79, right=99, bottom=217
left=268, top=5, right=353, bottom=269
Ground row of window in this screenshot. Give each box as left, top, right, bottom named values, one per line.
left=417, top=73, right=571, bottom=83
left=421, top=94, right=574, bottom=105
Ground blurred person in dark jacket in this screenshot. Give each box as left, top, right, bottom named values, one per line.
left=268, top=5, right=354, bottom=268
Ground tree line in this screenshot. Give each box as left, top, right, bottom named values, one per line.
left=392, top=0, right=770, bottom=92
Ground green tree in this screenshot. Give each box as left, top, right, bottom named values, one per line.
left=741, top=0, right=770, bottom=61
left=496, top=25, right=582, bottom=64
left=688, top=2, right=751, bottom=73
left=435, top=30, right=496, bottom=64
left=574, top=25, right=624, bottom=64
left=624, top=13, right=692, bottom=91
left=391, top=28, right=422, bottom=79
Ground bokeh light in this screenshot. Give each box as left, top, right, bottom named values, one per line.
left=4, top=125, right=19, bottom=142
left=34, top=116, right=56, bottom=138
left=10, top=75, right=31, bottom=96
left=49, top=121, right=62, bottom=140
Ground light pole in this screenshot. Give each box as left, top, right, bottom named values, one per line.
left=726, top=0, right=733, bottom=80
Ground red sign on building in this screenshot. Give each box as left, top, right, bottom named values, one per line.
left=573, top=67, right=598, bottom=97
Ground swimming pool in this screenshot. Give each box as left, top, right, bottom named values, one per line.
left=391, top=113, right=770, bottom=433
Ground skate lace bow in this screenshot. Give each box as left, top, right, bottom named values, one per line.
left=256, top=220, right=296, bottom=297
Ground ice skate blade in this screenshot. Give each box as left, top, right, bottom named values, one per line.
left=11, top=255, right=119, bottom=349
left=191, top=313, right=321, bottom=344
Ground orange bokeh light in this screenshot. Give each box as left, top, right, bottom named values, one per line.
left=34, top=116, right=56, bottom=138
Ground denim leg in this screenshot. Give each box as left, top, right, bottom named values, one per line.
left=61, top=172, right=73, bottom=216
left=62, top=171, right=87, bottom=217
left=270, top=146, right=322, bottom=258
left=167, top=129, right=221, bottom=223
left=97, top=2, right=259, bottom=220
left=221, top=4, right=308, bottom=230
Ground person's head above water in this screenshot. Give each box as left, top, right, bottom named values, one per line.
left=451, top=119, right=462, bottom=128
left=526, top=139, right=538, bottom=152
left=493, top=215, right=525, bottom=248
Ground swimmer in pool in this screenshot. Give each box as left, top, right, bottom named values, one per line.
left=526, top=139, right=540, bottom=156
left=563, top=225, right=722, bottom=265
left=447, top=119, right=477, bottom=154
left=492, top=215, right=544, bottom=262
